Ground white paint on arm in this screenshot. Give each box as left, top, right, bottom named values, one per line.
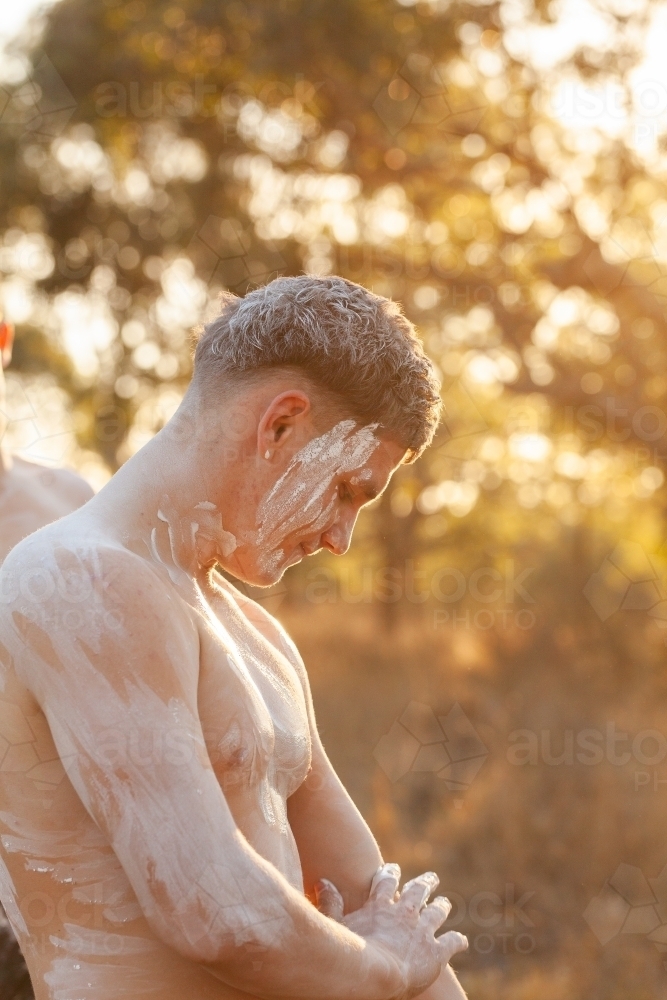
left=0, top=541, right=291, bottom=965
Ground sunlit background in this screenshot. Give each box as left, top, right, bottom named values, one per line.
left=3, top=1, right=667, bottom=997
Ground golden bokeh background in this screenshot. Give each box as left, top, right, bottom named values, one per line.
left=3, top=0, right=667, bottom=996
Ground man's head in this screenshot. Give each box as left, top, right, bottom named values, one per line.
left=179, top=276, right=441, bottom=585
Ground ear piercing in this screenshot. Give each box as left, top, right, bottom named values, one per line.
left=264, top=449, right=272, bottom=460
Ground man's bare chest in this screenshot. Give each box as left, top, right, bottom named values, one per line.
left=191, top=582, right=312, bottom=804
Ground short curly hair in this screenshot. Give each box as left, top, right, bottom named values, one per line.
left=193, top=275, right=441, bottom=460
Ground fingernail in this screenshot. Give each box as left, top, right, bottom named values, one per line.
left=371, top=863, right=401, bottom=893
left=458, top=933, right=468, bottom=949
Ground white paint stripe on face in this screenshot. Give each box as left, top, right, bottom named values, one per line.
left=255, top=420, right=380, bottom=573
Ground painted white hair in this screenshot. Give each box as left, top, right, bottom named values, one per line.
left=193, top=275, right=441, bottom=459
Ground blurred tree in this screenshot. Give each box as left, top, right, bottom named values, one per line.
left=0, top=0, right=664, bottom=568
left=3, top=3, right=667, bottom=997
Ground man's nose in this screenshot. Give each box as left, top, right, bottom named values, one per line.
left=321, top=514, right=357, bottom=556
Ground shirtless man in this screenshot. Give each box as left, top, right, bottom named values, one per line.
left=0, top=313, right=93, bottom=1000
left=0, top=277, right=468, bottom=1000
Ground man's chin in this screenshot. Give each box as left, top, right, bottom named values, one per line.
left=255, top=548, right=304, bottom=586
left=220, top=547, right=303, bottom=588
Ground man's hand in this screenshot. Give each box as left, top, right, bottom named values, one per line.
left=315, top=864, right=468, bottom=999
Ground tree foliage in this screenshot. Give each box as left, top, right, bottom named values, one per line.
left=3, top=2, right=667, bottom=995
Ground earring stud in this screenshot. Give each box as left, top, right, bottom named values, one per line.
left=264, top=449, right=272, bottom=460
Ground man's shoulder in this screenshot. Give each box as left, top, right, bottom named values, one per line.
left=0, top=528, right=198, bottom=694
left=13, top=458, right=94, bottom=510
left=0, top=521, right=174, bottom=618
left=1, top=530, right=199, bottom=704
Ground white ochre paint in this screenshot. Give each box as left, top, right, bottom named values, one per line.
left=0, top=534, right=292, bottom=976
left=0, top=421, right=385, bottom=996
left=44, top=922, right=162, bottom=1000
left=0, top=813, right=142, bottom=925
left=255, top=420, right=380, bottom=574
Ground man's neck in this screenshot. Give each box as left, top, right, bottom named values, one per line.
left=88, top=412, right=240, bottom=577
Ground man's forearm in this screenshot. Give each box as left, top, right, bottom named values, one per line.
left=198, top=855, right=400, bottom=1000
left=288, top=756, right=384, bottom=912
left=416, top=964, right=467, bottom=1000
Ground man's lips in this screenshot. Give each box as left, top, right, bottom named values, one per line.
left=281, top=540, right=320, bottom=568
left=300, top=539, right=322, bottom=556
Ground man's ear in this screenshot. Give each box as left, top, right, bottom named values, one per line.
left=0, top=323, right=14, bottom=370
left=257, top=390, right=312, bottom=459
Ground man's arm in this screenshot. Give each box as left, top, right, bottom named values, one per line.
left=0, top=541, right=464, bottom=1000
left=419, top=967, right=468, bottom=1000
left=277, top=627, right=467, bottom=998
left=219, top=577, right=383, bottom=911
left=288, top=724, right=384, bottom=910
left=213, top=574, right=383, bottom=909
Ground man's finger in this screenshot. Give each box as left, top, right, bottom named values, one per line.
left=314, top=879, right=345, bottom=921
left=419, top=895, right=452, bottom=932
left=370, top=862, right=401, bottom=902
left=399, top=871, right=439, bottom=911
left=437, top=930, right=468, bottom=964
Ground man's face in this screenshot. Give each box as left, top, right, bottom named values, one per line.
left=229, top=419, right=406, bottom=587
